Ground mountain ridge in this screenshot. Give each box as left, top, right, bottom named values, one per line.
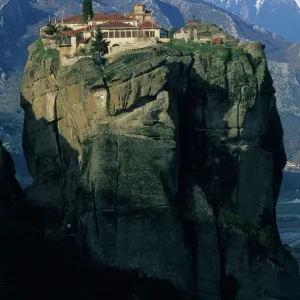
left=203, top=0, right=300, bottom=42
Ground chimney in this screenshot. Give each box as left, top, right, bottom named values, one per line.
left=187, top=28, right=193, bottom=41
left=88, top=15, right=91, bottom=21
left=54, top=17, right=57, bottom=24
left=194, top=28, right=198, bottom=41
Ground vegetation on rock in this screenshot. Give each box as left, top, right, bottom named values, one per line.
left=44, top=22, right=58, bottom=36
left=168, top=27, right=179, bottom=39
left=91, top=27, right=110, bottom=62
left=31, top=38, right=58, bottom=64
left=61, top=25, right=73, bottom=31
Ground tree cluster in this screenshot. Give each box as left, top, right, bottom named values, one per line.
left=91, top=26, right=110, bottom=57
left=44, top=23, right=58, bottom=36
left=82, top=0, right=94, bottom=23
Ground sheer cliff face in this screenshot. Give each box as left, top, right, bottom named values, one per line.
left=0, top=140, right=22, bottom=217
left=21, top=40, right=300, bottom=299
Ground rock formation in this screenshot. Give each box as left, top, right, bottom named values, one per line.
left=0, top=140, right=23, bottom=213
left=20, top=38, right=300, bottom=299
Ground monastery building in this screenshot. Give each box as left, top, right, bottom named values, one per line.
left=43, top=3, right=169, bottom=64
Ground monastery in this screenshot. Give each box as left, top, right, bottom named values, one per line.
left=42, top=4, right=169, bottom=65
left=173, top=19, right=238, bottom=46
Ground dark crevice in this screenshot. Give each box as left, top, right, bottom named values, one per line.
left=133, top=59, right=167, bottom=78
left=53, top=96, right=65, bottom=173
left=216, top=216, right=240, bottom=300
left=112, top=96, right=157, bottom=116
left=220, top=273, right=240, bottom=300
left=91, top=181, right=100, bottom=249
left=52, top=95, right=68, bottom=227
left=115, top=134, right=120, bottom=212
left=170, top=56, right=201, bottom=290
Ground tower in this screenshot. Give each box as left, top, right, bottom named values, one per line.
left=133, top=3, right=146, bottom=23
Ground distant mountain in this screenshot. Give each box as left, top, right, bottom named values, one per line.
left=203, top=0, right=300, bottom=42
left=268, top=60, right=300, bottom=164
left=0, top=0, right=47, bottom=72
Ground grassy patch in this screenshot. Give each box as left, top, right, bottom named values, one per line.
left=161, top=39, right=202, bottom=53
left=58, top=65, right=70, bottom=73
left=104, top=51, right=148, bottom=82
left=160, top=40, right=245, bottom=63
left=231, top=47, right=244, bottom=60
left=120, top=52, right=146, bottom=65
left=222, top=209, right=276, bottom=256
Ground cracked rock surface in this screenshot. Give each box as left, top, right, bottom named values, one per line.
left=21, top=40, right=300, bottom=299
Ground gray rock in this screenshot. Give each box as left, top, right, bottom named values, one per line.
left=21, top=39, right=300, bottom=299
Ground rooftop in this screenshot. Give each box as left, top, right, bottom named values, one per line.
left=138, top=21, right=161, bottom=29
left=60, top=27, right=90, bottom=36
left=77, top=37, right=91, bottom=44
left=57, top=12, right=133, bottom=24
left=98, top=21, right=136, bottom=29
left=96, top=13, right=134, bottom=22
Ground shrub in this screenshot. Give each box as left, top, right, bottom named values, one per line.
left=79, top=47, right=86, bottom=54
left=31, top=38, right=58, bottom=63
left=44, top=23, right=58, bottom=36
left=91, top=26, right=110, bottom=56
left=62, top=26, right=73, bottom=31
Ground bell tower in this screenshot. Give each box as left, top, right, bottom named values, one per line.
left=134, top=3, right=146, bottom=23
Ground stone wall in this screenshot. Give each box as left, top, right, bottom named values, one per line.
left=107, top=38, right=157, bottom=60
left=61, top=55, right=91, bottom=67
left=59, top=46, right=77, bottom=66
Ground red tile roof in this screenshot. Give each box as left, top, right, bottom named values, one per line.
left=188, top=19, right=200, bottom=24
left=60, top=28, right=87, bottom=36
left=58, top=15, right=84, bottom=24
left=138, top=21, right=161, bottom=29
left=57, top=12, right=111, bottom=24
left=97, top=13, right=134, bottom=21
left=212, top=37, right=222, bottom=45
left=93, top=12, right=108, bottom=21
left=98, top=21, right=136, bottom=29
left=77, top=37, right=91, bottom=44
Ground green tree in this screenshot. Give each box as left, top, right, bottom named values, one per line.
left=62, top=25, right=73, bottom=31
left=44, top=22, right=58, bottom=36
left=82, top=0, right=94, bottom=23
left=169, top=27, right=179, bottom=39
left=91, top=26, right=110, bottom=60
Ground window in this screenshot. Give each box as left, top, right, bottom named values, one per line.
left=150, top=31, right=155, bottom=37
left=121, top=31, right=125, bottom=38
left=132, top=31, right=137, bottom=37
left=137, top=30, right=144, bottom=37
left=160, top=29, right=168, bottom=38
left=126, top=31, right=131, bottom=38
left=144, top=31, right=149, bottom=37
left=109, top=31, right=114, bottom=38
left=115, top=30, right=120, bottom=38
left=103, top=32, right=108, bottom=38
